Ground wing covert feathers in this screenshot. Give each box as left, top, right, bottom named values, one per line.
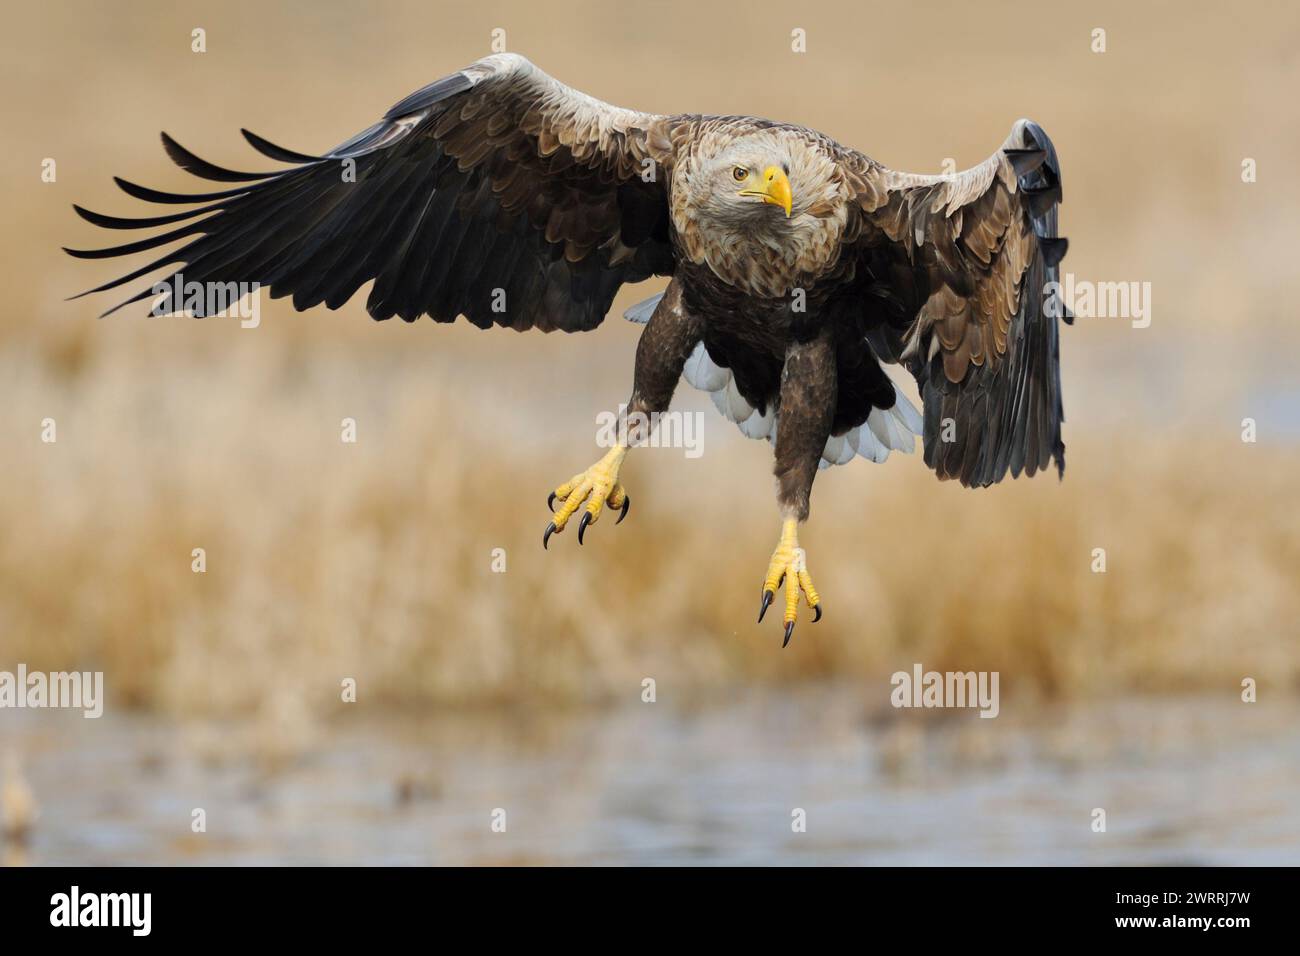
left=852, top=118, right=1069, bottom=487
left=68, top=54, right=677, bottom=330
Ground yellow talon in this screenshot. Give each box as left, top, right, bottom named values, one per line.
left=543, top=446, right=630, bottom=548
left=758, top=517, right=822, bottom=646
left=607, top=484, right=627, bottom=510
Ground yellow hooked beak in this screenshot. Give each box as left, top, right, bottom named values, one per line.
left=739, top=165, right=793, bottom=217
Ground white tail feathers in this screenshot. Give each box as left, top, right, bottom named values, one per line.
left=622, top=291, right=664, bottom=325
left=684, top=343, right=729, bottom=391
left=673, top=339, right=921, bottom=469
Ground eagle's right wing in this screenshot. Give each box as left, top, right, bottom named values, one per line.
left=67, top=54, right=680, bottom=331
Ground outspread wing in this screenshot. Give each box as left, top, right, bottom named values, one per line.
left=67, top=54, right=678, bottom=331
left=846, top=119, right=1069, bottom=487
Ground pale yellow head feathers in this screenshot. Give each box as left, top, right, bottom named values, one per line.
left=670, top=124, right=854, bottom=297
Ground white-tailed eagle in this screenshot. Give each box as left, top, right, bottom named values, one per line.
left=68, top=53, right=1069, bottom=646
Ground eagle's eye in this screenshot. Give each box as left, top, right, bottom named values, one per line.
left=732, top=166, right=749, bottom=182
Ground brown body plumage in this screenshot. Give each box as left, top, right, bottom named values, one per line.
left=67, top=54, right=1070, bottom=643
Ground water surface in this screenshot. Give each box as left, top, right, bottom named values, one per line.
left=3, top=691, right=1297, bottom=865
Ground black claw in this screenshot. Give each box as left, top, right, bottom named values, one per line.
left=812, top=604, right=822, bottom=623
left=783, top=621, right=795, bottom=648
left=758, top=589, right=774, bottom=623
left=577, top=511, right=593, bottom=545
left=543, top=522, right=557, bottom=550
left=547, top=492, right=557, bottom=513
left=616, top=495, right=630, bottom=525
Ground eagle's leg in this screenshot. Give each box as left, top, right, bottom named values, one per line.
left=758, top=331, right=836, bottom=646
left=543, top=283, right=701, bottom=548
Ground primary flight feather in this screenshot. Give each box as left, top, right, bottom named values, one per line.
left=68, top=53, right=1070, bottom=646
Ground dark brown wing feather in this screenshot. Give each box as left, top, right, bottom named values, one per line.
left=66, top=54, right=679, bottom=331
left=845, top=119, right=1069, bottom=487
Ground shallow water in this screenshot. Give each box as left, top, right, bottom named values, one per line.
left=3, top=690, right=1298, bottom=865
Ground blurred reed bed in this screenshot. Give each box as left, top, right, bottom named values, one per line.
left=3, top=330, right=1296, bottom=719
left=6, top=2, right=1298, bottom=726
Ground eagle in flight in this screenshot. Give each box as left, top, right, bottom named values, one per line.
left=68, top=54, right=1069, bottom=646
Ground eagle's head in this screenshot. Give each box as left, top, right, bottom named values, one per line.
left=697, top=140, right=795, bottom=220
left=670, top=126, right=851, bottom=297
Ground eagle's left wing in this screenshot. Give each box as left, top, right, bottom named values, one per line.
left=67, top=54, right=679, bottom=331
left=843, top=119, right=1070, bottom=488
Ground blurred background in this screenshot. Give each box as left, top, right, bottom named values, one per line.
left=1, top=0, right=1298, bottom=864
